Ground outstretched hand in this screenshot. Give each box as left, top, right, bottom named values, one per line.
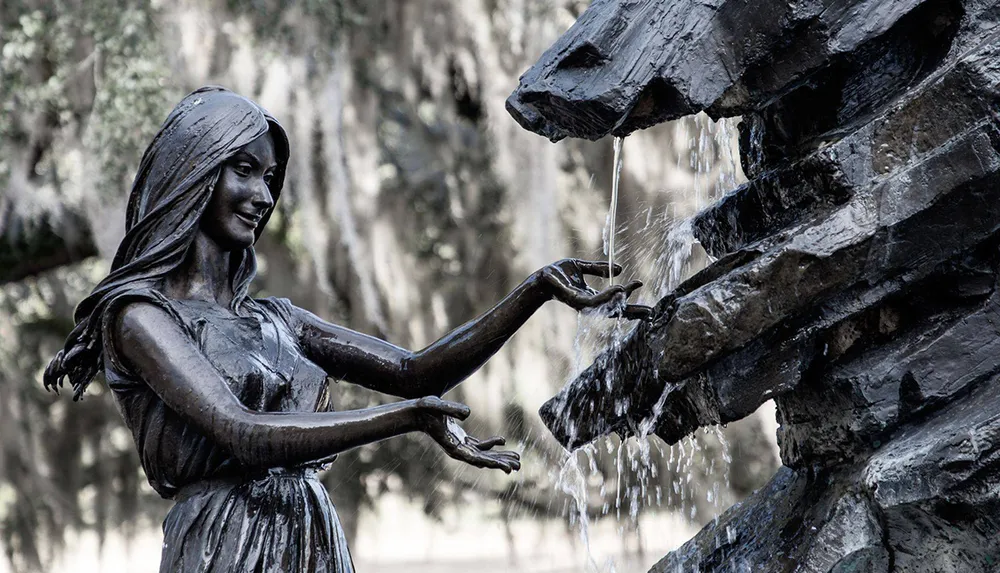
left=414, top=397, right=521, bottom=473
left=537, top=259, right=653, bottom=320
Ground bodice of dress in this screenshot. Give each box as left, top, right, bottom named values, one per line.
left=103, top=291, right=333, bottom=498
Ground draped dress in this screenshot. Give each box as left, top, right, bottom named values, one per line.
left=102, top=289, right=355, bottom=572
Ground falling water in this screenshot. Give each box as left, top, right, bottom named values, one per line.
left=554, top=114, right=747, bottom=571
left=606, top=136, right=625, bottom=285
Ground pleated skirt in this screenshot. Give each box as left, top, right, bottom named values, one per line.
left=160, top=470, right=354, bottom=572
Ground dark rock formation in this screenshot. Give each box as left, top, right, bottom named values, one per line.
left=507, top=0, right=968, bottom=142
left=512, top=0, right=1000, bottom=571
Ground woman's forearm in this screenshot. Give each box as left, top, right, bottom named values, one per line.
left=222, top=401, right=420, bottom=469
left=297, top=272, right=552, bottom=399
left=402, top=273, right=550, bottom=397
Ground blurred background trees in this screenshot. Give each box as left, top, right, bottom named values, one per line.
left=0, top=1, right=780, bottom=571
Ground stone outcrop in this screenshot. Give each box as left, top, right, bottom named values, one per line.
left=511, top=1, right=1000, bottom=571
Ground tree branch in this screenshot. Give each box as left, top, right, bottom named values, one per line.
left=0, top=204, right=97, bottom=284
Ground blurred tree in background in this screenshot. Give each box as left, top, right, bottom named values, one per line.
left=0, top=1, right=779, bottom=571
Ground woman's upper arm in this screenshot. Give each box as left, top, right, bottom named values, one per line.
left=111, top=301, right=254, bottom=451
left=289, top=305, right=417, bottom=396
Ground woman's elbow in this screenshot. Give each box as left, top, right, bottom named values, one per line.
left=393, top=355, right=434, bottom=398
left=204, top=405, right=278, bottom=467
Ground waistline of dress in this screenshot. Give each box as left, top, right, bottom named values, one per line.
left=172, top=466, right=324, bottom=503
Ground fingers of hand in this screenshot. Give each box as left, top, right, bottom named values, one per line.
left=473, top=449, right=521, bottom=473
left=561, top=275, right=599, bottom=297
left=494, top=449, right=521, bottom=468
left=454, top=448, right=505, bottom=472
left=572, top=259, right=622, bottom=278
left=575, top=280, right=645, bottom=311
left=620, top=304, right=655, bottom=321
left=43, top=376, right=61, bottom=393
left=622, top=280, right=643, bottom=296
left=548, top=274, right=598, bottom=308
left=447, top=401, right=472, bottom=420
left=582, top=283, right=630, bottom=307
left=497, top=450, right=522, bottom=472
left=470, top=436, right=506, bottom=451
left=449, top=442, right=521, bottom=473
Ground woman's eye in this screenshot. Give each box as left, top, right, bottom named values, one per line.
left=232, top=162, right=252, bottom=177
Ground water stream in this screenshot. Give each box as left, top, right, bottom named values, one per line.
left=553, top=114, right=746, bottom=571
left=606, top=136, right=625, bottom=285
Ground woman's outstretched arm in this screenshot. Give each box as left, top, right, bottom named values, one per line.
left=295, top=259, right=651, bottom=399
left=113, top=301, right=519, bottom=472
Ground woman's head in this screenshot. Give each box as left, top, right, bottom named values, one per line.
left=119, top=86, right=289, bottom=260
left=45, top=86, right=289, bottom=398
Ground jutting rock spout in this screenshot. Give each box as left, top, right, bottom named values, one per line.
left=506, top=0, right=941, bottom=141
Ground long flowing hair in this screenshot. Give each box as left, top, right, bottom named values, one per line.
left=44, top=86, right=290, bottom=399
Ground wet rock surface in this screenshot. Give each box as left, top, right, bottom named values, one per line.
left=518, top=0, right=1000, bottom=571
left=507, top=0, right=971, bottom=142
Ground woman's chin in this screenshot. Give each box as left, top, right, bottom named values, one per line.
left=211, top=233, right=255, bottom=252
left=221, top=224, right=257, bottom=249
left=232, top=237, right=256, bottom=250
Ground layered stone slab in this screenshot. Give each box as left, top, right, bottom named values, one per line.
left=513, top=1, right=1000, bottom=570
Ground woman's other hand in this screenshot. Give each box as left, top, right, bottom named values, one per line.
left=414, top=397, right=521, bottom=473
left=536, top=259, right=653, bottom=320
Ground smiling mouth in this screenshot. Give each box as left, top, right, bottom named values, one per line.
left=235, top=212, right=262, bottom=227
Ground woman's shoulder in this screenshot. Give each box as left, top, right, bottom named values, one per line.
left=253, top=295, right=304, bottom=331
left=103, top=288, right=191, bottom=334
left=101, top=288, right=196, bottom=378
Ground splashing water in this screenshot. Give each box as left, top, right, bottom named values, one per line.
left=605, top=136, right=625, bottom=285
left=554, top=114, right=747, bottom=569
left=653, top=220, right=696, bottom=301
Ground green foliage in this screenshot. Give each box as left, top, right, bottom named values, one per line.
left=225, top=0, right=347, bottom=54
left=0, top=0, right=173, bottom=195
left=83, top=1, right=176, bottom=190
left=0, top=8, right=72, bottom=138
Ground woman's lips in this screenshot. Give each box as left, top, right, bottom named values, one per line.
left=235, top=212, right=261, bottom=227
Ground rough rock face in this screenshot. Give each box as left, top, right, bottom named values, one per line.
left=511, top=0, right=1000, bottom=571
left=507, top=0, right=967, bottom=142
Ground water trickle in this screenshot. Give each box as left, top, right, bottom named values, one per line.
left=605, top=136, right=625, bottom=285
left=555, top=114, right=747, bottom=569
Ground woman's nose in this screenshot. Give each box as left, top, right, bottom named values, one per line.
left=251, top=180, right=274, bottom=212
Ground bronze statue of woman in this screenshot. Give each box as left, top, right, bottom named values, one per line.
left=43, top=86, right=649, bottom=572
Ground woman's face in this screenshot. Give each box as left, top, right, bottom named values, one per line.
left=201, top=132, right=277, bottom=251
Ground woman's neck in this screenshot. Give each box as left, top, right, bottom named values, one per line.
left=164, top=231, right=235, bottom=307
